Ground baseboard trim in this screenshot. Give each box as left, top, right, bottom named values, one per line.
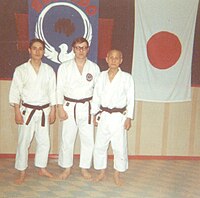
left=0, top=154, right=200, bottom=160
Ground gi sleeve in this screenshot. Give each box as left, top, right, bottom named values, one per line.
left=48, top=67, right=57, bottom=106
left=56, top=63, right=66, bottom=105
left=125, top=74, right=135, bottom=119
left=9, top=68, right=23, bottom=106
left=91, top=74, right=102, bottom=115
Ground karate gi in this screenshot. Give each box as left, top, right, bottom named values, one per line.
left=57, top=58, right=100, bottom=169
left=9, top=60, right=56, bottom=171
left=91, top=68, right=135, bottom=172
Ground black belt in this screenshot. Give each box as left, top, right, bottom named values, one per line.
left=22, top=103, right=50, bottom=127
left=64, top=96, right=92, bottom=124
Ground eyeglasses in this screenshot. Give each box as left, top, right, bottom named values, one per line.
left=74, top=46, right=89, bottom=51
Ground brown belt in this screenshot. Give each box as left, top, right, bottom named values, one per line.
left=95, top=105, right=126, bottom=120
left=100, top=105, right=126, bottom=114
left=64, top=96, right=92, bottom=124
left=22, top=103, right=50, bottom=127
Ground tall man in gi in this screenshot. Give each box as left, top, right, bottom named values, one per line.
left=91, top=49, right=135, bottom=186
left=57, top=37, right=100, bottom=180
left=9, top=38, right=56, bottom=184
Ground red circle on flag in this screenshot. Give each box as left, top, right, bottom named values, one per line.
left=147, top=31, right=182, bottom=69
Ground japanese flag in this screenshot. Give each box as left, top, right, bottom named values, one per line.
left=132, top=0, right=199, bottom=102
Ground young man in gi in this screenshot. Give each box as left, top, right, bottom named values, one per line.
left=91, top=49, right=135, bottom=186
left=57, top=37, right=100, bottom=180
left=9, top=38, right=56, bottom=185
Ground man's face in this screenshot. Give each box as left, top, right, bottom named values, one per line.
left=28, top=42, right=44, bottom=61
left=73, top=41, right=89, bottom=59
left=106, top=50, right=123, bottom=69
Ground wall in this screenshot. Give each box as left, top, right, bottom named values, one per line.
left=1, top=80, right=199, bottom=156
left=0, top=1, right=199, bottom=157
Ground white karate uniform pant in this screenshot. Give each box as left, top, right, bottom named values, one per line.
left=94, top=112, right=128, bottom=172
left=15, top=106, right=50, bottom=171
left=58, top=101, right=94, bottom=169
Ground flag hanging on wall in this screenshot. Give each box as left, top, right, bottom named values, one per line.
left=132, top=0, right=199, bottom=102
left=28, top=0, right=99, bottom=71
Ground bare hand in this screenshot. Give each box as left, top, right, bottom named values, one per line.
left=49, top=106, right=56, bottom=124
left=58, top=105, right=68, bottom=121
left=124, top=118, right=131, bottom=131
left=15, top=109, right=24, bottom=125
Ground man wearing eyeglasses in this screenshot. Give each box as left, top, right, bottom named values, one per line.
left=57, top=37, right=100, bottom=180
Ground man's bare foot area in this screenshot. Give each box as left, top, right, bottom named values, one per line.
left=94, top=170, right=105, bottom=182
left=14, top=171, right=26, bottom=185
left=81, top=169, right=92, bottom=180
left=38, top=168, right=53, bottom=178
left=114, top=171, right=123, bottom=186
left=58, top=168, right=71, bottom=180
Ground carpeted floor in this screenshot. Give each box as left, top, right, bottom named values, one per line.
left=0, top=158, right=200, bottom=198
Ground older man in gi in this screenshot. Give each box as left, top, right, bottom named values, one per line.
left=91, top=49, right=135, bottom=186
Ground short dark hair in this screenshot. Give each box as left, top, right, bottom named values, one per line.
left=29, top=38, right=45, bottom=49
left=72, top=37, right=89, bottom=47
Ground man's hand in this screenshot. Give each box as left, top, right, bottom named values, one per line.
left=14, top=104, right=24, bottom=125
left=124, top=118, right=131, bottom=131
left=49, top=105, right=56, bottom=124
left=57, top=104, right=68, bottom=121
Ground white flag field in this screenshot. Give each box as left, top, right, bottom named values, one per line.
left=132, top=0, right=199, bottom=102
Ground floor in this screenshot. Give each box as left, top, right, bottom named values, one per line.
left=0, top=158, right=200, bottom=198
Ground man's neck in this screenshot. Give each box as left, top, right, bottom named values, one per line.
left=108, top=68, right=119, bottom=82
left=75, top=58, right=86, bottom=74
left=75, top=57, right=86, bottom=65
left=30, top=59, right=41, bottom=73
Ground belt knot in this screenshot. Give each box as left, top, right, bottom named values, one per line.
left=22, top=103, right=50, bottom=127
